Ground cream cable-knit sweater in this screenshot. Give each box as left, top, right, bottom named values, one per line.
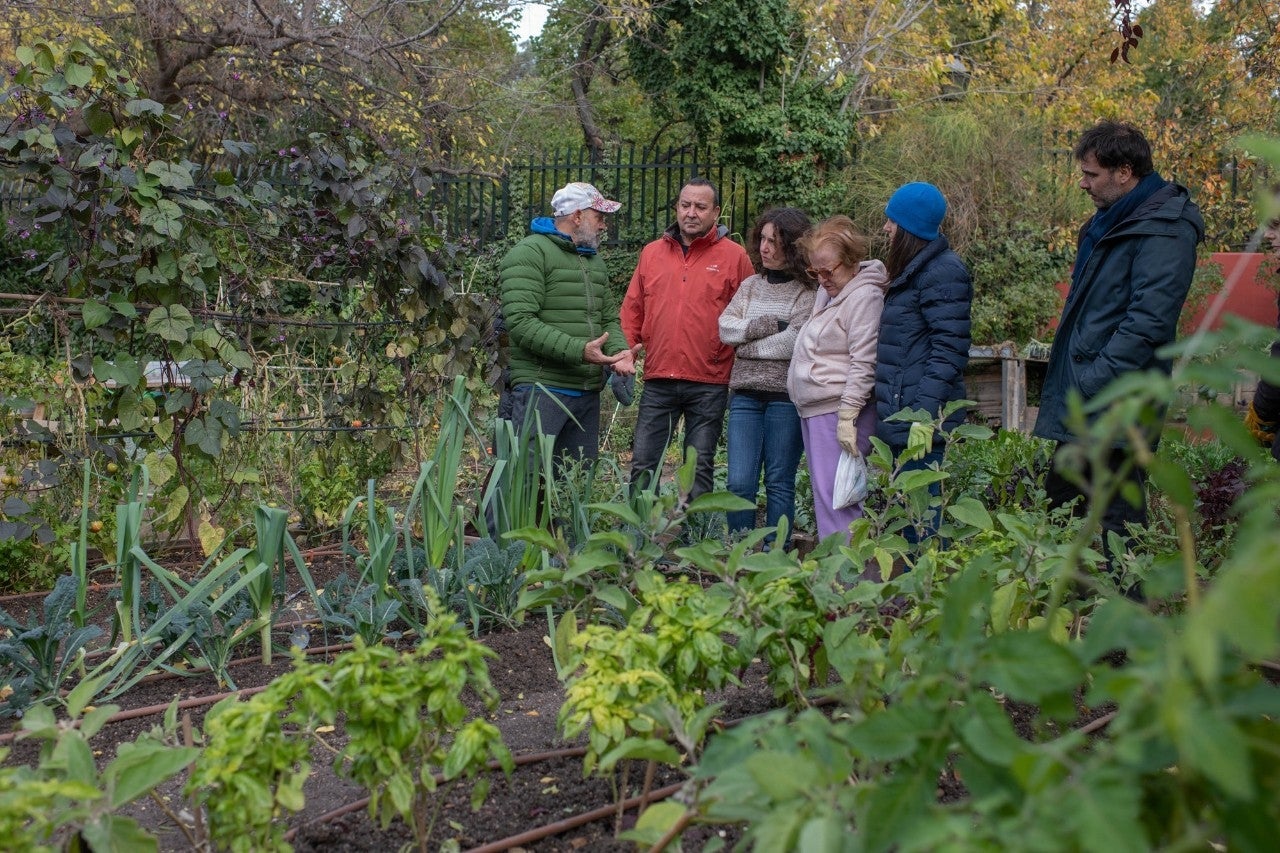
left=718, top=272, right=817, bottom=394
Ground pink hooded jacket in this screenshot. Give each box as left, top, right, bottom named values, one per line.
left=786, top=260, right=889, bottom=419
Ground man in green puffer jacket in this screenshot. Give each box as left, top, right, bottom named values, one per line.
left=499, top=182, right=634, bottom=462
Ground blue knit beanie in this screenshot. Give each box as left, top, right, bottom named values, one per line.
left=884, top=182, right=947, bottom=241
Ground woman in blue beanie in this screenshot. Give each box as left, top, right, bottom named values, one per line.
left=874, top=182, right=973, bottom=545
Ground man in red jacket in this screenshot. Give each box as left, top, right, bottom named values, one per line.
left=621, top=178, right=755, bottom=500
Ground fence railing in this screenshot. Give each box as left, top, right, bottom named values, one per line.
left=433, top=145, right=752, bottom=249
left=4, top=142, right=1271, bottom=251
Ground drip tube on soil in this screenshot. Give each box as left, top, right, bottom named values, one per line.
left=462, top=781, right=685, bottom=853
left=0, top=641, right=355, bottom=746
left=0, top=685, right=272, bottom=748
left=130, top=641, right=353, bottom=686
left=280, top=747, right=591, bottom=844
left=0, top=541, right=344, bottom=607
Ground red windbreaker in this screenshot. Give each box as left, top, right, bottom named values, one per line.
left=621, top=225, right=755, bottom=385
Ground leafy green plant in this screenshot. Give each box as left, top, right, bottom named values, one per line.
left=297, top=455, right=361, bottom=532
left=243, top=504, right=293, bottom=665
left=341, top=480, right=399, bottom=602
left=88, top=522, right=297, bottom=704
left=966, top=230, right=1072, bottom=344
left=190, top=602, right=512, bottom=853
left=481, top=409, right=554, bottom=553
left=516, top=449, right=744, bottom=625
left=316, top=574, right=403, bottom=645
left=623, top=310, right=1280, bottom=850
left=0, top=458, right=70, bottom=595
left=401, top=375, right=473, bottom=578
left=714, top=546, right=845, bottom=708
left=2, top=676, right=198, bottom=851
left=557, top=568, right=745, bottom=776
left=0, top=575, right=101, bottom=717
left=140, top=583, right=257, bottom=690
left=946, top=427, right=1054, bottom=511
left=454, top=537, right=527, bottom=634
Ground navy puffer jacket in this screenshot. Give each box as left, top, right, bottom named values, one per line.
left=874, top=236, right=973, bottom=452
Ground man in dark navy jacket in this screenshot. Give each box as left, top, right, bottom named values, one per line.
left=1034, top=121, right=1204, bottom=592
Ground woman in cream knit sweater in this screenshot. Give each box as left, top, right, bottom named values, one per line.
left=787, top=216, right=888, bottom=542
left=718, top=208, right=817, bottom=548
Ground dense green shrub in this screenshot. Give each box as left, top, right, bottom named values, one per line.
left=965, top=230, right=1072, bottom=344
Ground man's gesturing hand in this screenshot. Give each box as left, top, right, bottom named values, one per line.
left=584, top=332, right=634, bottom=375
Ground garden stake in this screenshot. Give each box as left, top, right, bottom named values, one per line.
left=615, top=759, right=631, bottom=834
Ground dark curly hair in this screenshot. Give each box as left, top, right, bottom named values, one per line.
left=747, top=206, right=814, bottom=284
left=1074, top=120, right=1154, bottom=178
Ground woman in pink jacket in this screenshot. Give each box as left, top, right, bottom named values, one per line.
left=786, top=216, right=889, bottom=541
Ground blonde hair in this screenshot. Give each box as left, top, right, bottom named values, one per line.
left=799, top=215, right=870, bottom=271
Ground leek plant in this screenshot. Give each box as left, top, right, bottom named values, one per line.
left=482, top=405, right=554, bottom=570
left=244, top=505, right=291, bottom=665
left=341, top=480, right=399, bottom=605
left=108, top=467, right=151, bottom=646
left=402, top=375, right=474, bottom=581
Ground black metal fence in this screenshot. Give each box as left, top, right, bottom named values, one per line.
left=433, top=145, right=752, bottom=249
left=4, top=142, right=1271, bottom=250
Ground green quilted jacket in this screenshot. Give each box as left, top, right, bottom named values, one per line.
left=499, top=223, right=626, bottom=391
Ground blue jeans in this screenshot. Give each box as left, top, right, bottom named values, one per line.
left=630, top=379, right=728, bottom=501
left=725, top=392, right=803, bottom=544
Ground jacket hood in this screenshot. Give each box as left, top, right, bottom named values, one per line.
left=1108, top=182, right=1206, bottom=244
left=812, top=260, right=889, bottom=312
left=531, top=216, right=596, bottom=255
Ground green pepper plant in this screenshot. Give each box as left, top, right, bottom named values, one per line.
left=190, top=595, right=512, bottom=853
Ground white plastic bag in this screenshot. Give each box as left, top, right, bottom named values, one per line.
left=832, top=450, right=869, bottom=509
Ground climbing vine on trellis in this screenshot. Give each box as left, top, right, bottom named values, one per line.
left=0, top=39, right=491, bottom=536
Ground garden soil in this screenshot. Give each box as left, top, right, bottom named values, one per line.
left=0, top=552, right=773, bottom=850
left=2, top=549, right=1139, bottom=850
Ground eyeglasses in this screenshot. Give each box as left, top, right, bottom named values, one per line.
left=805, top=264, right=841, bottom=280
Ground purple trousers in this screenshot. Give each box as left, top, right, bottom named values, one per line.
left=801, top=407, right=877, bottom=542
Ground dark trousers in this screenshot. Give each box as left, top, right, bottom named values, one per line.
left=509, top=384, right=601, bottom=463
left=629, top=378, right=728, bottom=501
left=1045, top=442, right=1147, bottom=595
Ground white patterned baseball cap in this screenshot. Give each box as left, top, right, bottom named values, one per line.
left=551, top=182, right=622, bottom=216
